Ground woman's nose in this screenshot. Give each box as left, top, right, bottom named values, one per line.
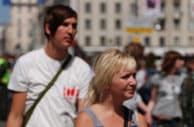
left=129, top=77, right=137, bottom=86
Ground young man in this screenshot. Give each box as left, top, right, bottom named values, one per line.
left=7, top=5, right=93, bottom=127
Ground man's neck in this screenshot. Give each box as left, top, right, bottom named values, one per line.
left=45, top=44, right=68, bottom=60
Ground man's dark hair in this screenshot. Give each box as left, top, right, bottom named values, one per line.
left=43, top=4, right=77, bottom=39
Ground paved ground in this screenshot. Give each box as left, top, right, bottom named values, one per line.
left=0, top=121, right=6, bottom=127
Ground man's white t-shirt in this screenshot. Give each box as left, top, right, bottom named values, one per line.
left=8, top=49, right=93, bottom=127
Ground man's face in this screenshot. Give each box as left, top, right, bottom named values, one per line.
left=50, top=17, right=77, bottom=50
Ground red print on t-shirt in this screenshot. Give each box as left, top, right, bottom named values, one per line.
left=63, top=86, right=79, bottom=98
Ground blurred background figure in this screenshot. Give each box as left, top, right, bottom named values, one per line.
left=142, top=52, right=158, bottom=105
left=181, top=57, right=194, bottom=127
left=0, top=56, right=11, bottom=121
left=147, top=50, right=186, bottom=127
left=124, top=42, right=150, bottom=126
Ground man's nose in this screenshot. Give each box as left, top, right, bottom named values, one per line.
left=67, top=25, right=75, bottom=34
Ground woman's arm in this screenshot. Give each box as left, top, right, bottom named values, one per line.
left=6, top=92, right=27, bottom=127
left=145, top=86, right=157, bottom=126
left=136, top=112, right=148, bottom=127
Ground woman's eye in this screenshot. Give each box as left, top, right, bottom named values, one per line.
left=121, top=74, right=130, bottom=79
left=133, top=73, right=136, bottom=78
left=121, top=73, right=136, bottom=79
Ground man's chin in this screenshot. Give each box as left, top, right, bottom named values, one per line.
left=62, top=43, right=72, bottom=48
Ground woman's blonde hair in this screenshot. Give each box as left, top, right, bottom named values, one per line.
left=87, top=48, right=136, bottom=105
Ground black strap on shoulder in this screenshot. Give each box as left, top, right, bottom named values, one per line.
left=22, top=54, right=72, bottom=127
left=123, top=105, right=133, bottom=127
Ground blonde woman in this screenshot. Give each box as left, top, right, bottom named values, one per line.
left=75, top=48, right=148, bottom=127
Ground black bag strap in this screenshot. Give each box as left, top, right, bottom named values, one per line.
left=123, top=106, right=133, bottom=127
left=22, top=54, right=72, bottom=127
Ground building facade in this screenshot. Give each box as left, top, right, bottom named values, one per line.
left=5, top=0, right=42, bottom=55
left=2, top=0, right=194, bottom=56
left=3, top=0, right=69, bottom=55
left=76, top=0, right=194, bottom=56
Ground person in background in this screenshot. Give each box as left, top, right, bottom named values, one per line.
left=0, top=57, right=10, bottom=87
left=147, top=50, right=186, bottom=127
left=0, top=57, right=11, bottom=121
left=140, top=52, right=158, bottom=108
left=7, top=5, right=93, bottom=127
left=124, top=43, right=149, bottom=116
left=181, top=57, right=194, bottom=127
left=75, top=48, right=148, bottom=127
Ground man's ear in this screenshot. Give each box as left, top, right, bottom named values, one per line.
left=45, top=24, right=51, bottom=35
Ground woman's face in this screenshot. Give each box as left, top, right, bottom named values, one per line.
left=175, top=58, right=185, bottom=70
left=110, top=68, right=137, bottom=101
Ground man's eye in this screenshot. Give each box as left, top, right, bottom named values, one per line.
left=72, top=23, right=77, bottom=29
left=62, top=23, right=77, bottom=29
left=62, top=23, right=68, bottom=27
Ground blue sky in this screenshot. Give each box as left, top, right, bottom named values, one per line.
left=0, top=0, right=10, bottom=25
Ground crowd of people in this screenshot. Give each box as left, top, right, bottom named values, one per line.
left=0, top=4, right=194, bottom=127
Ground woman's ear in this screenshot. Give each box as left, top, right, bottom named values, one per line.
left=45, top=24, right=51, bottom=35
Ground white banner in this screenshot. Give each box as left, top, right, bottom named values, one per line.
left=142, top=0, right=161, bottom=17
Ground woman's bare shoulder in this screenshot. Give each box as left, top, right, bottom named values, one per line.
left=75, top=110, right=93, bottom=127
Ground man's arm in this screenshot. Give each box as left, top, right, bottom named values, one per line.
left=77, top=99, right=88, bottom=112
left=6, top=92, right=27, bottom=127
